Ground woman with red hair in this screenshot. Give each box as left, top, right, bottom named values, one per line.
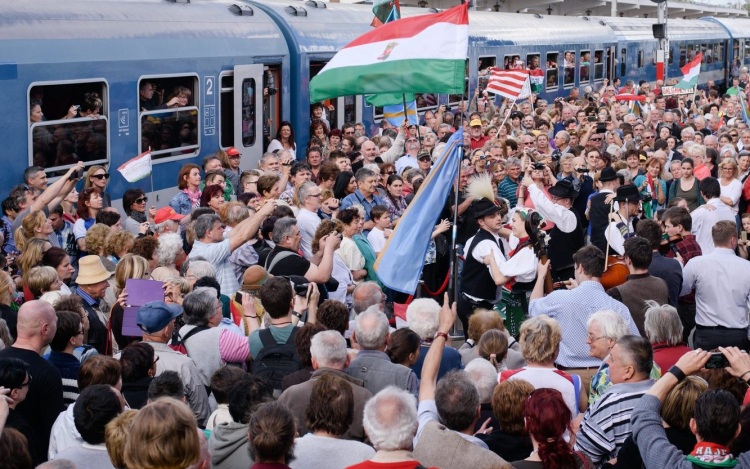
left=511, top=388, right=593, bottom=469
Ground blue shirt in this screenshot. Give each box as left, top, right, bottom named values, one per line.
left=528, top=281, right=640, bottom=368
left=76, top=286, right=99, bottom=307
left=410, top=344, right=463, bottom=381
left=340, top=189, right=385, bottom=236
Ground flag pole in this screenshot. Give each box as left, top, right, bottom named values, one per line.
left=447, top=97, right=464, bottom=318
left=498, top=98, right=516, bottom=131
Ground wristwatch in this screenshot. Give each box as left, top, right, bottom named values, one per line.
left=292, top=310, right=305, bottom=320
left=667, top=365, right=686, bottom=382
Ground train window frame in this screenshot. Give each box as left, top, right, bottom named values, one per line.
left=679, top=45, right=687, bottom=67
left=545, top=51, right=559, bottom=92
left=620, top=48, right=627, bottom=78
left=719, top=42, right=725, bottom=64
left=711, top=43, right=718, bottom=65
left=526, top=53, right=541, bottom=72
left=563, top=50, right=575, bottom=89
left=27, top=78, right=110, bottom=174
left=637, top=50, right=644, bottom=69
left=137, top=73, right=200, bottom=164
left=701, top=44, right=707, bottom=64
left=477, top=55, right=496, bottom=99
left=219, top=70, right=234, bottom=150
left=579, top=50, right=590, bottom=85
left=593, top=49, right=604, bottom=83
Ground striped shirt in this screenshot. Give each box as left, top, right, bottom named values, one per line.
left=497, top=176, right=521, bottom=207
left=574, top=379, right=655, bottom=466
left=47, top=351, right=80, bottom=408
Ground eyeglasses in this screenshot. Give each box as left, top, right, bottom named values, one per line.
left=586, top=334, right=605, bottom=342
left=344, top=131, right=355, bottom=135
left=77, top=329, right=84, bottom=335
left=135, top=197, right=148, bottom=204
left=385, top=171, right=396, bottom=175
left=17, top=374, right=32, bottom=389
left=730, top=134, right=739, bottom=138
left=91, top=173, right=110, bottom=180
left=522, top=142, right=535, bottom=146
left=589, top=137, right=603, bottom=142
left=643, top=135, right=655, bottom=140
left=152, top=356, right=160, bottom=367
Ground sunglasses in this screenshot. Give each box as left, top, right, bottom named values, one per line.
left=385, top=171, right=396, bottom=175
left=589, top=137, right=603, bottom=142
left=135, top=197, right=148, bottom=204
left=91, top=173, right=110, bottom=180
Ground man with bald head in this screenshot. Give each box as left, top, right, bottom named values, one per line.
left=0, top=300, right=64, bottom=463
left=360, top=140, right=382, bottom=166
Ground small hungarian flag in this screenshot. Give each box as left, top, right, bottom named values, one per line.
left=675, top=53, right=702, bottom=90
left=529, top=69, right=544, bottom=94
left=309, top=4, right=469, bottom=103
left=118, top=151, right=152, bottom=183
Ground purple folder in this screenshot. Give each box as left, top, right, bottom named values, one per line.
left=122, top=307, right=143, bottom=338
left=122, top=279, right=165, bottom=337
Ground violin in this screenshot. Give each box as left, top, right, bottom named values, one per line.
left=658, top=234, right=683, bottom=256
left=601, top=255, right=629, bottom=290
left=537, top=228, right=554, bottom=295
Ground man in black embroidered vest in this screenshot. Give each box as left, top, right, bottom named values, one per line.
left=457, top=197, right=508, bottom=339
left=604, top=185, right=644, bottom=256
left=589, top=167, right=620, bottom=253
left=524, top=173, right=584, bottom=283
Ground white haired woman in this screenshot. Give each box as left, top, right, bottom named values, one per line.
left=150, top=232, right=184, bottom=280
left=643, top=300, right=692, bottom=372
left=587, top=309, right=661, bottom=405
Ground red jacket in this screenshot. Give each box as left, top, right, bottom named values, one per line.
left=653, top=342, right=692, bottom=372
left=470, top=135, right=490, bottom=150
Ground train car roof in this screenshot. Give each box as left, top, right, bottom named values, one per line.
left=0, top=0, right=287, bottom=62
left=469, top=12, right=614, bottom=47
left=249, top=0, right=615, bottom=54
left=597, top=16, right=728, bottom=42
left=701, top=17, right=750, bottom=40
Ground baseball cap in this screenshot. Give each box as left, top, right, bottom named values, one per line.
left=417, top=150, right=432, bottom=161
left=226, top=147, right=241, bottom=157
left=470, top=119, right=482, bottom=127
left=137, top=301, right=183, bottom=334
left=154, top=207, right=185, bottom=225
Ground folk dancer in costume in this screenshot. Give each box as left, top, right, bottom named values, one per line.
left=523, top=169, right=585, bottom=284
left=483, top=207, right=545, bottom=336
left=457, top=174, right=510, bottom=340
left=604, top=185, right=644, bottom=255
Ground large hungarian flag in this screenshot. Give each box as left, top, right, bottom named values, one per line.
left=309, top=4, right=469, bottom=103
left=675, top=53, right=702, bottom=90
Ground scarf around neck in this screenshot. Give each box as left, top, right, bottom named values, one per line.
left=687, top=442, right=737, bottom=468
left=183, top=188, right=201, bottom=208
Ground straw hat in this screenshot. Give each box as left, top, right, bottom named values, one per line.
left=76, top=255, right=111, bottom=285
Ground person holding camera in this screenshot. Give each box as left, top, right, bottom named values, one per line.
left=516, top=162, right=554, bottom=210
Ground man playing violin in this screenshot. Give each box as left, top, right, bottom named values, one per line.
left=605, top=185, right=644, bottom=256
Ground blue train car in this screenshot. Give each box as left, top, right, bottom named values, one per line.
left=0, top=0, right=290, bottom=207
left=701, top=17, right=750, bottom=82
left=469, top=13, right=617, bottom=102
left=599, top=17, right=728, bottom=88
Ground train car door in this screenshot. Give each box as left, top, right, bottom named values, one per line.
left=233, top=64, right=264, bottom=170
left=608, top=46, right=616, bottom=82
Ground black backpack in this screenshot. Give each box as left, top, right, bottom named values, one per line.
left=251, top=327, right=302, bottom=389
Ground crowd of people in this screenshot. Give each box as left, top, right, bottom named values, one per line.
left=5, top=68, right=750, bottom=469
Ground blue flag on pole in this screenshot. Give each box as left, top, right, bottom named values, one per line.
left=741, top=93, right=750, bottom=127
left=374, top=129, right=463, bottom=294
left=383, top=101, right=419, bottom=126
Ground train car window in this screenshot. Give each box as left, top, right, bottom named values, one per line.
left=668, top=45, right=674, bottom=65
left=138, top=75, right=199, bottom=161
left=310, top=61, right=339, bottom=130
left=637, top=51, right=643, bottom=69
left=503, top=54, right=522, bottom=70
left=679, top=45, right=687, bottom=67
left=733, top=40, right=740, bottom=64
left=579, top=51, right=590, bottom=85
left=241, top=79, right=256, bottom=147
left=719, top=42, right=725, bottom=63
left=264, top=66, right=282, bottom=147
left=219, top=72, right=235, bottom=149
left=745, top=40, right=750, bottom=64
left=620, top=49, right=626, bottom=78
left=546, top=52, right=559, bottom=92
left=687, top=44, right=694, bottom=62
left=701, top=44, right=708, bottom=64
left=527, top=54, right=540, bottom=71
left=711, top=43, right=718, bottom=65
left=594, top=50, right=604, bottom=82
left=478, top=56, right=496, bottom=98
left=28, top=80, right=109, bottom=173
left=564, top=50, right=575, bottom=87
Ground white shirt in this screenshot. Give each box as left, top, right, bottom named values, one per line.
left=604, top=213, right=634, bottom=255
left=681, top=247, right=750, bottom=329
left=267, top=139, right=296, bottom=159
left=691, top=198, right=736, bottom=254
left=395, top=154, right=418, bottom=174
left=501, top=237, right=537, bottom=284
left=367, top=227, right=387, bottom=254
left=296, top=208, right=320, bottom=259
left=528, top=184, right=577, bottom=233
left=720, top=178, right=743, bottom=213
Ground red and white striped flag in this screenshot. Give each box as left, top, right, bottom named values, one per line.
left=485, top=68, right=531, bottom=100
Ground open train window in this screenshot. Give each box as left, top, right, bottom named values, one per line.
left=219, top=72, right=234, bottom=149
left=503, top=54, right=522, bottom=70
left=546, top=52, right=559, bottom=92
left=579, top=51, right=590, bottom=85
left=637, top=51, right=643, bottom=69
left=701, top=44, right=707, bottom=64
left=594, top=50, right=604, bottom=82
left=719, top=42, right=725, bottom=63
left=679, top=45, right=687, bottom=67
left=711, top=43, right=718, bottom=64
left=564, top=50, right=575, bottom=88
left=527, top=54, right=540, bottom=71
left=687, top=44, right=694, bottom=62
left=478, top=56, right=496, bottom=97
left=28, top=80, right=109, bottom=173
left=138, top=75, right=199, bottom=162
left=620, top=49, right=626, bottom=78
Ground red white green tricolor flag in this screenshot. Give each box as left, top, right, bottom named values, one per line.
left=118, top=151, right=152, bottom=183
left=309, top=4, right=469, bottom=103
left=529, top=69, right=544, bottom=94
left=675, top=52, right=702, bottom=90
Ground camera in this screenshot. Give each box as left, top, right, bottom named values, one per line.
left=642, top=194, right=653, bottom=204
left=68, top=168, right=84, bottom=181
left=596, top=123, right=607, bottom=134
left=294, top=282, right=310, bottom=296
left=264, top=70, right=277, bottom=96
left=532, top=162, right=546, bottom=170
